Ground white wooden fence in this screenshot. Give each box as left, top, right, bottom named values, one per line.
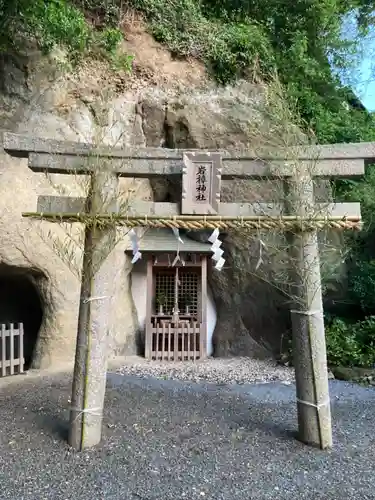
left=0, top=323, right=24, bottom=377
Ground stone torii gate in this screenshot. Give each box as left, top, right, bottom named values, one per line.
left=3, top=132, right=372, bottom=452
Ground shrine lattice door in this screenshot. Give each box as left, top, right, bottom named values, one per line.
left=145, top=255, right=208, bottom=361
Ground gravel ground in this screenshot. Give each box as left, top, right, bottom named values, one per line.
left=117, top=356, right=295, bottom=385
left=0, top=368, right=374, bottom=500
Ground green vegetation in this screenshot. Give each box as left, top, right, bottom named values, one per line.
left=1, top=1, right=373, bottom=144
left=332, top=157, right=375, bottom=368
left=325, top=316, right=375, bottom=367
left=0, top=0, right=133, bottom=70
left=0, top=0, right=89, bottom=54
left=1, top=0, right=375, bottom=367
left=129, top=0, right=375, bottom=143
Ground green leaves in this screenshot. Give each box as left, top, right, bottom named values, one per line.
left=0, top=0, right=126, bottom=64
left=2, top=0, right=373, bottom=152
left=97, top=28, right=123, bottom=54
left=348, top=259, right=375, bottom=313
left=325, top=316, right=375, bottom=367
left=209, top=22, right=274, bottom=83
left=0, top=0, right=89, bottom=53
left=128, top=0, right=375, bottom=145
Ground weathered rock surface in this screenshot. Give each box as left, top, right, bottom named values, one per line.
left=0, top=51, right=154, bottom=368
left=331, top=366, right=375, bottom=385
left=139, top=89, right=291, bottom=357
left=0, top=39, right=345, bottom=367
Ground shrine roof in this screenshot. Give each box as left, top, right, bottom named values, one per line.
left=124, top=229, right=212, bottom=254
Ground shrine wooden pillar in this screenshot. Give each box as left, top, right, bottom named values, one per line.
left=200, top=255, right=208, bottom=358
left=145, top=256, right=154, bottom=360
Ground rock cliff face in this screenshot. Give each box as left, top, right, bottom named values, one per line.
left=0, top=33, right=337, bottom=367
left=0, top=50, right=155, bottom=368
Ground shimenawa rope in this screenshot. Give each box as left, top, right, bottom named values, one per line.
left=22, top=212, right=362, bottom=231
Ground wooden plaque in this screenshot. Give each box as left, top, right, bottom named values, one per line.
left=181, top=152, right=222, bottom=215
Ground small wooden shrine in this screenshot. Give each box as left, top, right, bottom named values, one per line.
left=126, top=229, right=212, bottom=361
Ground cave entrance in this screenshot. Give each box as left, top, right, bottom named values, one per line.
left=0, top=265, right=44, bottom=371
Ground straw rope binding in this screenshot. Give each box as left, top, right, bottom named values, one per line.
left=22, top=212, right=362, bottom=231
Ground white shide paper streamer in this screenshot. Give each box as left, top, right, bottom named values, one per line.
left=171, top=228, right=185, bottom=267
left=255, top=239, right=266, bottom=270
left=129, top=229, right=142, bottom=264
left=208, top=229, right=225, bottom=271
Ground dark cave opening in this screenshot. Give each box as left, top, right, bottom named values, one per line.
left=0, top=266, right=44, bottom=370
